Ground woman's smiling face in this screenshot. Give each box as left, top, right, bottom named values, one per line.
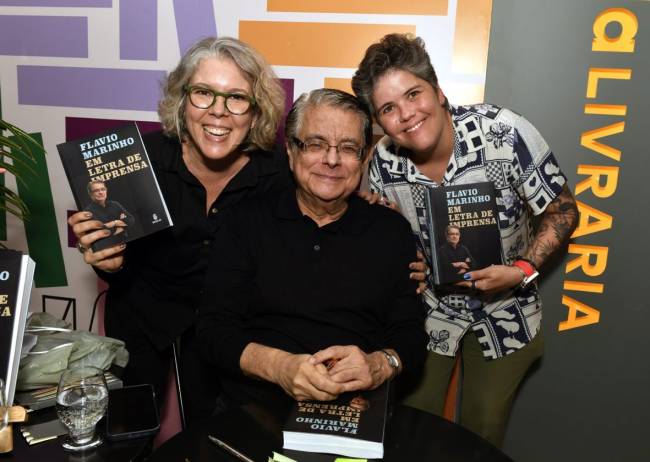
left=184, top=56, right=257, bottom=163
left=371, top=68, right=449, bottom=159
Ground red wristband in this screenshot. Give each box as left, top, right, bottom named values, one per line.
left=512, top=259, right=536, bottom=278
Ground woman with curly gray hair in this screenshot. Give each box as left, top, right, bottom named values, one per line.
left=68, top=36, right=292, bottom=422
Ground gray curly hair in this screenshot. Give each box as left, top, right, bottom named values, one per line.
left=158, top=36, right=285, bottom=151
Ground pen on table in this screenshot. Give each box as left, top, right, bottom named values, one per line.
left=208, top=435, right=255, bottom=462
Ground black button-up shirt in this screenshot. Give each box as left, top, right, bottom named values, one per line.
left=99, top=131, right=292, bottom=350
left=197, top=189, right=428, bottom=406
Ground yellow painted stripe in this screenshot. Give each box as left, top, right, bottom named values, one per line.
left=324, top=77, right=353, bottom=94
left=267, top=0, right=448, bottom=15
left=240, top=21, right=415, bottom=68
left=452, top=0, right=492, bottom=75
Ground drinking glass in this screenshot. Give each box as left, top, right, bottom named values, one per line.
left=55, top=366, right=108, bottom=451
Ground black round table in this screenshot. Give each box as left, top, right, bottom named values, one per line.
left=149, top=403, right=512, bottom=462
left=0, top=407, right=151, bottom=462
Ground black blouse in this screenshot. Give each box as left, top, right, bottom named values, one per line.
left=98, top=131, right=293, bottom=350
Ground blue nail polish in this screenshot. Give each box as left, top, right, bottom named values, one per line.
left=463, top=273, right=471, bottom=280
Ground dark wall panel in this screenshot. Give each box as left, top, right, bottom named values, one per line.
left=485, top=1, right=650, bottom=460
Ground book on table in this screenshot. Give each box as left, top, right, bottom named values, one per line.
left=0, top=250, right=36, bottom=405
left=282, top=381, right=390, bottom=459
left=57, top=122, right=172, bottom=251
left=425, top=181, right=503, bottom=285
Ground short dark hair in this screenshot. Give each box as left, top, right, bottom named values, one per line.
left=352, top=33, right=449, bottom=114
left=284, top=88, right=373, bottom=161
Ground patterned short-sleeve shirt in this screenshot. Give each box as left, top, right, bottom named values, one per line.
left=369, top=103, right=567, bottom=360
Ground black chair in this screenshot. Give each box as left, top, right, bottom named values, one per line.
left=88, top=289, right=108, bottom=332
left=41, top=295, right=77, bottom=329
left=88, top=288, right=187, bottom=429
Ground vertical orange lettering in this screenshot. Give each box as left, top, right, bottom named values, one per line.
left=559, top=296, right=600, bottom=331
left=575, top=165, right=619, bottom=198
left=580, top=122, right=625, bottom=161
left=584, top=104, right=627, bottom=116
left=571, top=201, right=613, bottom=238
left=565, top=244, right=609, bottom=276
left=586, top=68, right=632, bottom=98
left=563, top=281, right=605, bottom=293
left=592, top=8, right=638, bottom=53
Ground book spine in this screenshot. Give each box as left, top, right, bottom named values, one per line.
left=424, top=191, right=442, bottom=285
left=57, top=144, right=87, bottom=213
left=132, top=125, right=174, bottom=226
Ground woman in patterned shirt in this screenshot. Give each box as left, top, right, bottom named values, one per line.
left=351, top=33, right=578, bottom=447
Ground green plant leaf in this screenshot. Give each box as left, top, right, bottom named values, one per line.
left=0, top=162, right=32, bottom=189
left=0, top=117, right=45, bottom=220
left=0, top=187, right=28, bottom=211
left=0, top=137, right=40, bottom=177
left=0, top=120, right=43, bottom=161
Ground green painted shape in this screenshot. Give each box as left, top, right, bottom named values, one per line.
left=13, top=132, right=68, bottom=287
left=0, top=167, right=6, bottom=241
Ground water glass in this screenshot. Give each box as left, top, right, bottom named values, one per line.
left=55, top=366, right=108, bottom=451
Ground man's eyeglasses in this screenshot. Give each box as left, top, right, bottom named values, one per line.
left=292, top=137, right=364, bottom=161
left=184, top=85, right=256, bottom=115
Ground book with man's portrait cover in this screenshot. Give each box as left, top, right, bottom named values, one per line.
left=282, top=381, right=390, bottom=459
left=57, top=123, right=172, bottom=251
left=425, top=181, right=503, bottom=285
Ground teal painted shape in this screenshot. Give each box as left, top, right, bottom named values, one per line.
left=13, top=132, right=68, bottom=287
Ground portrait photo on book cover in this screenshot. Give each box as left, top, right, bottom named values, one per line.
left=437, top=224, right=477, bottom=282
left=348, top=394, right=370, bottom=412
left=434, top=220, right=502, bottom=284
left=83, top=179, right=136, bottom=247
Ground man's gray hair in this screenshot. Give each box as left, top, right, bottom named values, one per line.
left=284, top=88, right=373, bottom=160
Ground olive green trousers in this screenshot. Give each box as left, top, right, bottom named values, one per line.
left=402, top=330, right=544, bottom=448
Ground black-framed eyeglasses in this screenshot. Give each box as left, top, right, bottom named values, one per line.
left=292, top=137, right=364, bottom=161
left=184, top=84, right=256, bottom=115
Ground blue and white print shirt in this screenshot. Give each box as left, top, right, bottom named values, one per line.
left=369, top=104, right=567, bottom=360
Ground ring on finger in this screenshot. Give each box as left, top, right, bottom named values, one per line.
left=76, top=242, right=89, bottom=253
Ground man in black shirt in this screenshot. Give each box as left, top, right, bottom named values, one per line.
left=198, top=89, right=427, bottom=409
left=437, top=224, right=475, bottom=282
left=84, top=180, right=134, bottom=247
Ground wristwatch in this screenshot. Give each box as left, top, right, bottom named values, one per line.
left=381, top=349, right=400, bottom=373
left=511, top=258, right=539, bottom=289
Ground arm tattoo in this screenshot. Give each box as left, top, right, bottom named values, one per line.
left=526, top=184, right=579, bottom=268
